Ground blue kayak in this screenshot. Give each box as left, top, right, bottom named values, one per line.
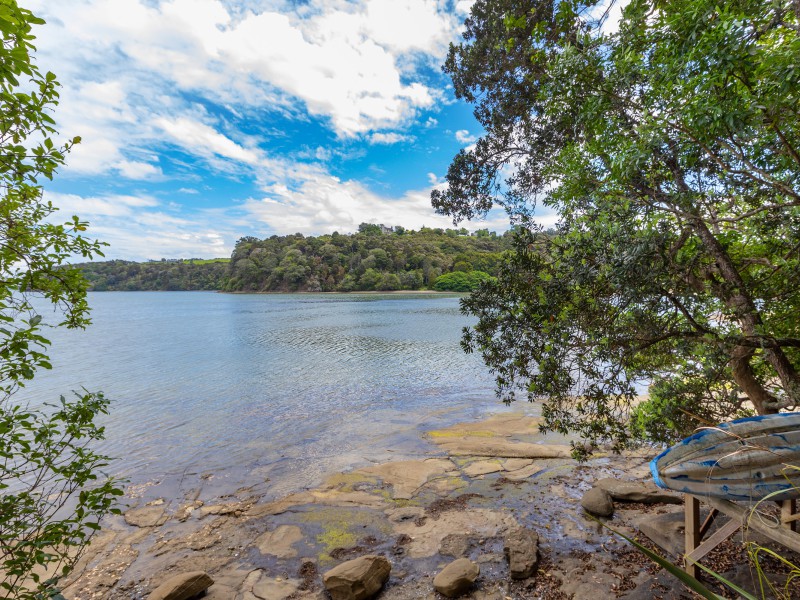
left=651, top=413, right=800, bottom=502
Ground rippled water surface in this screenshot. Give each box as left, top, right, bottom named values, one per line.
left=21, top=292, right=508, bottom=499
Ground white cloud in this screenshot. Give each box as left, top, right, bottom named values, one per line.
left=45, top=191, right=235, bottom=260
left=369, top=132, right=415, bottom=145
left=455, top=129, right=477, bottom=144
left=47, top=193, right=160, bottom=218
left=244, top=172, right=508, bottom=236
left=115, top=160, right=162, bottom=180
left=156, top=117, right=262, bottom=166
left=455, top=1, right=475, bottom=16
left=20, top=1, right=485, bottom=259
left=30, top=0, right=460, bottom=138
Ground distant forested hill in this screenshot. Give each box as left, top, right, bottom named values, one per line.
left=77, top=225, right=512, bottom=292
left=78, top=258, right=230, bottom=291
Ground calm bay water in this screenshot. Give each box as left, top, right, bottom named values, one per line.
left=21, top=292, right=511, bottom=500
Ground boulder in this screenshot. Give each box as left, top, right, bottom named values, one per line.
left=433, top=558, right=480, bottom=598
left=148, top=571, right=214, bottom=600
left=595, top=478, right=682, bottom=504
left=504, top=527, right=539, bottom=580
left=581, top=487, right=614, bottom=517
left=322, top=555, right=391, bottom=600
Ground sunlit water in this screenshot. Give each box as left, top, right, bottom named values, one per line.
left=19, top=292, right=522, bottom=501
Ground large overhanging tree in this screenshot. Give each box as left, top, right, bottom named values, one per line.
left=433, top=0, right=800, bottom=449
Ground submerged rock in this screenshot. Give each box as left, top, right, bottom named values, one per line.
left=581, top=487, right=614, bottom=517
left=433, top=558, right=479, bottom=598
left=256, top=525, right=304, bottom=558
left=322, top=555, right=390, bottom=600
left=147, top=571, right=213, bottom=600
left=124, top=506, right=167, bottom=528
left=504, top=527, right=539, bottom=580
left=360, top=459, right=454, bottom=499
left=439, top=533, right=476, bottom=558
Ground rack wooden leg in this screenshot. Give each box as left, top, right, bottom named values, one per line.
left=685, top=494, right=700, bottom=578
left=781, top=499, right=796, bottom=533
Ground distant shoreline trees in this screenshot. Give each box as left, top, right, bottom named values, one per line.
left=76, top=225, right=511, bottom=293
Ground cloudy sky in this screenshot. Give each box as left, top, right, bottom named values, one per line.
left=26, top=0, right=517, bottom=260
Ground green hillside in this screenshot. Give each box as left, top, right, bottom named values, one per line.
left=77, top=225, right=511, bottom=292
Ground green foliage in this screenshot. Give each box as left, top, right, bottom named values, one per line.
left=223, top=227, right=510, bottom=293
left=77, top=259, right=230, bottom=291
left=0, top=2, right=121, bottom=596
left=433, top=271, right=494, bottom=292
left=434, top=0, right=800, bottom=449
left=75, top=231, right=508, bottom=293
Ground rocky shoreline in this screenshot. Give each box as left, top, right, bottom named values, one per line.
left=61, top=413, right=800, bottom=600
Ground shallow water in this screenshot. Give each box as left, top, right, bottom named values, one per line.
left=20, top=292, right=520, bottom=500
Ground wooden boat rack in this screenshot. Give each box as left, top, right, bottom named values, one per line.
left=683, top=494, right=800, bottom=577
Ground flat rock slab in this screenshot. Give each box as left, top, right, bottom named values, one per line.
left=256, top=525, right=304, bottom=558
left=360, top=458, right=454, bottom=499
left=633, top=511, right=686, bottom=557
left=125, top=506, right=168, bottom=528
left=323, top=555, right=390, bottom=600
left=439, top=533, right=477, bottom=558
left=428, top=413, right=543, bottom=438
left=596, top=478, right=682, bottom=504
left=502, top=458, right=534, bottom=471
left=393, top=508, right=518, bottom=558
left=385, top=506, right=426, bottom=523
left=307, top=489, right=388, bottom=509
left=433, top=558, right=479, bottom=598
left=148, top=571, right=214, bottom=600
left=463, top=459, right=504, bottom=477
left=252, top=575, right=301, bottom=600
left=502, top=462, right=545, bottom=481
left=434, top=439, right=573, bottom=459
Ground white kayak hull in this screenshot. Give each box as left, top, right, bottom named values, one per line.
left=650, top=413, right=800, bottom=501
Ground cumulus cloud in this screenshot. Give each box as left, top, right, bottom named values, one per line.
left=115, top=160, right=162, bottom=180
left=30, top=0, right=460, bottom=138
left=455, top=129, right=477, bottom=144
left=369, top=132, right=415, bottom=145
left=45, top=191, right=235, bottom=260
left=22, top=1, right=487, bottom=259
left=244, top=173, right=508, bottom=236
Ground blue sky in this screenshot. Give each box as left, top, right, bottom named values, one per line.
left=27, top=0, right=526, bottom=260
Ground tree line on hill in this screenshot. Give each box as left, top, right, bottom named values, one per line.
left=76, top=225, right=512, bottom=292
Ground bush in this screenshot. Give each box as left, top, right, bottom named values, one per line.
left=433, top=271, right=494, bottom=292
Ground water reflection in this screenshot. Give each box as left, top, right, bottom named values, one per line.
left=21, top=292, right=506, bottom=499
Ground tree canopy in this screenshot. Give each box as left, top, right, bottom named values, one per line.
left=222, top=226, right=510, bottom=293
left=0, top=2, right=121, bottom=596
left=433, top=0, right=800, bottom=449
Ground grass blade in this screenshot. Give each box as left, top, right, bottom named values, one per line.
left=590, top=517, right=728, bottom=600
